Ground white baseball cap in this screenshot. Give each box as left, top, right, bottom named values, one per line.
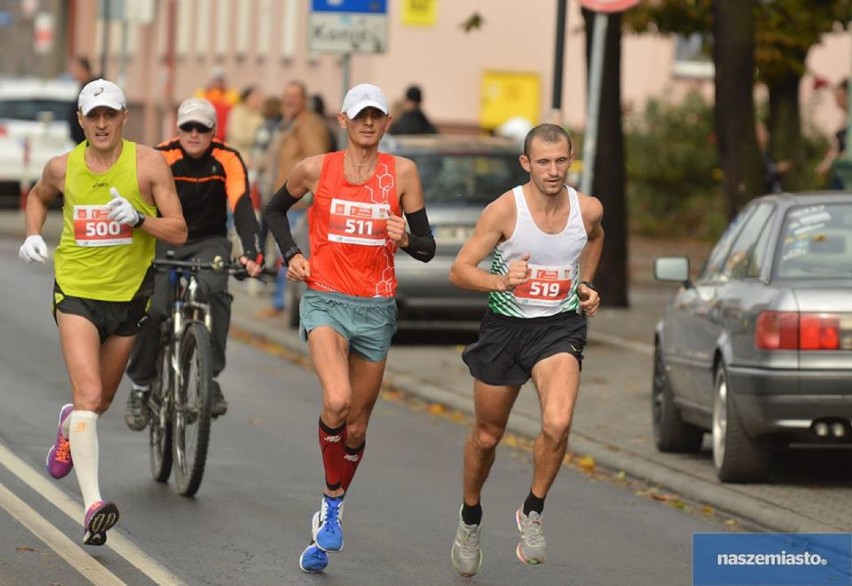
left=341, top=83, right=388, bottom=118
left=78, top=79, right=126, bottom=115
left=177, top=98, right=217, bottom=128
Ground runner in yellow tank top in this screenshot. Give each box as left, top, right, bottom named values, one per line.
left=17, top=79, right=186, bottom=546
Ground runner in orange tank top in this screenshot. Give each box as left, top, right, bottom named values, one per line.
left=307, top=150, right=402, bottom=297
left=264, top=83, right=435, bottom=573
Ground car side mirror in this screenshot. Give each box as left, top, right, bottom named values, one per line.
left=654, top=257, right=692, bottom=288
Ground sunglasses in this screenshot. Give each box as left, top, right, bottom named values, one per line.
left=179, top=122, right=213, bottom=133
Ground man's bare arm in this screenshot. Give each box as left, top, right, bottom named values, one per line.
left=578, top=194, right=604, bottom=284
left=24, top=155, right=66, bottom=237
left=450, top=193, right=520, bottom=292
left=395, top=157, right=426, bottom=216
left=140, top=146, right=187, bottom=246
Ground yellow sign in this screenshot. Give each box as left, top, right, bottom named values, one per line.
left=402, top=0, right=439, bottom=27
left=479, top=71, right=540, bottom=130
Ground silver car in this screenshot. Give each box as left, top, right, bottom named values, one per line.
left=287, top=134, right=529, bottom=328
left=653, top=193, right=852, bottom=483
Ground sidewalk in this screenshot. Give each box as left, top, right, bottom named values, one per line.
left=3, top=211, right=848, bottom=533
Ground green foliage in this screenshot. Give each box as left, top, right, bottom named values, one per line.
left=755, top=0, right=849, bottom=86
left=623, top=0, right=849, bottom=87
left=622, top=0, right=711, bottom=36
left=622, top=90, right=832, bottom=240
left=624, top=89, right=725, bottom=240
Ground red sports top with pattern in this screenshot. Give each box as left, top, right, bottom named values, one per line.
left=307, top=151, right=401, bottom=298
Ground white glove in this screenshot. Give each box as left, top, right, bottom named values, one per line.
left=19, top=235, right=49, bottom=264
left=106, top=187, right=140, bottom=226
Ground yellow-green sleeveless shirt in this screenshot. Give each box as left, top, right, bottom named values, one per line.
left=55, top=140, right=158, bottom=301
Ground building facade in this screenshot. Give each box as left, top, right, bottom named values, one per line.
left=30, top=1, right=852, bottom=147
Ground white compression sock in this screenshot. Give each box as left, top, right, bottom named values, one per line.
left=61, top=413, right=71, bottom=438
left=68, top=410, right=103, bottom=511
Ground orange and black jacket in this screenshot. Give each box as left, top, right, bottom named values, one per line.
left=157, top=138, right=261, bottom=260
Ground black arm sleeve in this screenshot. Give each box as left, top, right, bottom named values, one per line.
left=263, top=182, right=303, bottom=264
left=233, top=195, right=262, bottom=262
left=400, top=207, right=435, bottom=263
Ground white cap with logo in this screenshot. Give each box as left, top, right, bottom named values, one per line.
left=341, top=83, right=388, bottom=119
left=78, top=79, right=126, bottom=115
left=177, top=98, right=217, bottom=128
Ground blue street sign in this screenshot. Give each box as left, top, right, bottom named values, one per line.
left=309, top=0, right=388, bottom=53
left=311, top=0, right=387, bottom=14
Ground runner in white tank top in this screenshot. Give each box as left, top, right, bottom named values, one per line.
left=447, top=123, right=604, bottom=577
left=489, top=185, right=587, bottom=318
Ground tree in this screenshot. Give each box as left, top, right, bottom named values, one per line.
left=625, top=0, right=850, bottom=214
left=714, top=0, right=764, bottom=217
left=754, top=0, right=849, bottom=191
left=582, top=8, right=629, bottom=307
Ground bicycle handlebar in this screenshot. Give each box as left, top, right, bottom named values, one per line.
left=152, top=256, right=278, bottom=280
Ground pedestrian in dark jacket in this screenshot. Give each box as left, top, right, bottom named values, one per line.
left=389, top=85, right=438, bottom=135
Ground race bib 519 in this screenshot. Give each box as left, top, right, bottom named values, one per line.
left=513, top=264, right=573, bottom=306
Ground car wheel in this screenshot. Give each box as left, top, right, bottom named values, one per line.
left=652, top=344, right=704, bottom=452
left=712, top=362, right=774, bottom=483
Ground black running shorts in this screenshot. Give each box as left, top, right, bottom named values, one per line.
left=52, top=281, right=150, bottom=343
left=462, top=310, right=587, bottom=386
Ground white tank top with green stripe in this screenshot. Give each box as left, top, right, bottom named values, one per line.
left=55, top=140, right=158, bottom=301
left=488, top=185, right=587, bottom=318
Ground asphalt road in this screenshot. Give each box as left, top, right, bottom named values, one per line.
left=0, top=237, right=734, bottom=585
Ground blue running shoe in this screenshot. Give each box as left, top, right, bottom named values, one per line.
left=313, top=495, right=344, bottom=552
left=299, top=542, right=329, bottom=573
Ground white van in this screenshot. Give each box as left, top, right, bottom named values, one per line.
left=0, top=77, right=79, bottom=207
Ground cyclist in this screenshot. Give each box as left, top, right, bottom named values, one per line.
left=18, top=79, right=187, bottom=545
left=264, top=83, right=435, bottom=573
left=124, top=97, right=263, bottom=430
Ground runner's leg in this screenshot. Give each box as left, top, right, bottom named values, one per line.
left=339, top=353, right=386, bottom=491
left=308, top=326, right=353, bottom=497
left=58, top=314, right=135, bottom=508
left=464, top=380, right=520, bottom=507
left=529, top=353, right=580, bottom=499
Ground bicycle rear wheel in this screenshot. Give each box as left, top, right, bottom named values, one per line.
left=149, top=342, right=173, bottom=482
left=172, top=322, right=213, bottom=497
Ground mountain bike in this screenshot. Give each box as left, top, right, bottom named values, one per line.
left=147, top=254, right=273, bottom=497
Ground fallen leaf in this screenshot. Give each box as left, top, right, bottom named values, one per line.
left=427, top=403, right=446, bottom=416
left=576, top=455, right=596, bottom=471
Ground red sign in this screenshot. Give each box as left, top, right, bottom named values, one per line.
left=578, top=0, right=641, bottom=13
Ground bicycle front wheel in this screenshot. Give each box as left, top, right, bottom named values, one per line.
left=172, top=322, right=213, bottom=497
left=149, top=343, right=173, bottom=482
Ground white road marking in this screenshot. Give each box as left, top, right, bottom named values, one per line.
left=0, top=442, right=187, bottom=585
left=0, top=482, right=124, bottom=585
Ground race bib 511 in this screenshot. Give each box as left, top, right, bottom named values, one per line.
left=328, top=199, right=390, bottom=246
